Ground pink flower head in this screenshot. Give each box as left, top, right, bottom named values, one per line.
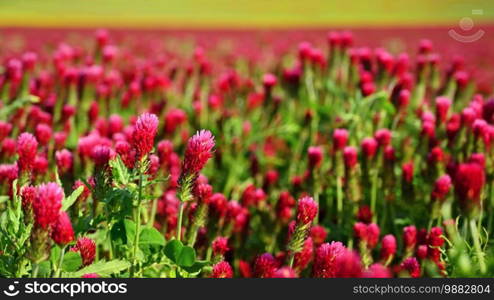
left=307, top=146, right=323, bottom=169
left=182, top=130, right=215, bottom=175
left=403, top=225, right=417, bottom=250
left=82, top=273, right=100, bottom=278
left=164, top=109, right=187, bottom=134
left=374, top=129, right=391, bottom=147
left=343, top=146, right=358, bottom=169
left=454, top=162, right=485, bottom=214
left=333, top=129, right=349, bottom=151
left=55, top=149, right=73, bottom=174
left=212, top=236, right=230, bottom=256
left=263, top=73, right=277, bottom=90
left=431, top=175, right=452, bottom=201
left=435, top=96, right=451, bottom=122
left=401, top=257, right=420, bottom=278
left=312, top=242, right=346, bottom=278
left=253, top=253, right=277, bottom=278
left=211, top=261, right=233, bottom=278
left=17, top=132, right=38, bottom=173
left=132, top=113, right=158, bottom=160
left=361, top=137, right=378, bottom=159
left=380, top=234, right=397, bottom=261
left=363, top=263, right=391, bottom=278
left=71, top=237, right=96, bottom=266
left=296, top=196, right=318, bottom=225
left=32, top=182, right=63, bottom=229
left=51, top=211, right=75, bottom=245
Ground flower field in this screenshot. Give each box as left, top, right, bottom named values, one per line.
left=1, top=27, right=494, bottom=278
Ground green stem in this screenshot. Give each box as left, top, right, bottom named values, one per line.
left=176, top=202, right=184, bottom=241
left=131, top=170, right=144, bottom=277
left=32, top=263, right=39, bottom=278
left=55, top=246, right=66, bottom=277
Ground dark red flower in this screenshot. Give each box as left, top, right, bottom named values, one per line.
left=401, top=257, right=420, bottom=278
left=71, top=237, right=96, bottom=266
left=212, top=236, right=230, bottom=256
left=312, top=242, right=346, bottom=278
left=253, top=253, right=277, bottom=278
left=403, top=225, right=417, bottom=251
left=431, top=175, right=452, bottom=201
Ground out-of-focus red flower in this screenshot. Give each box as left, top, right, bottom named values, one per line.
left=51, top=211, right=75, bottom=245
left=431, top=175, right=452, bottom=201
left=212, top=236, right=230, bottom=256
left=17, top=132, right=38, bottom=173
left=454, top=162, right=485, bottom=215
left=333, top=129, right=349, bottom=151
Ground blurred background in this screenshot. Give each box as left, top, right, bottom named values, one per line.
left=0, top=0, right=493, bottom=28
left=0, top=0, right=493, bottom=89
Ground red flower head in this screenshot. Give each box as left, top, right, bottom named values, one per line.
left=91, top=145, right=112, bottom=167
left=51, top=211, right=75, bottom=245
left=402, top=162, right=414, bottom=183
left=20, top=185, right=36, bottom=210
left=294, top=237, right=314, bottom=272
left=401, top=257, right=420, bottom=278
left=71, top=237, right=96, bottom=266
left=82, top=273, right=100, bottom=278
left=211, top=261, right=233, bottom=278
left=182, top=130, right=215, bottom=176
left=380, top=234, right=396, bottom=261
left=312, top=242, right=346, bottom=278
left=334, top=249, right=362, bottom=278
left=403, top=225, right=417, bottom=251
left=310, top=225, right=328, bottom=246
left=164, top=109, right=187, bottom=134
left=296, top=196, right=318, bottom=225
left=354, top=222, right=380, bottom=248
left=307, top=146, right=323, bottom=169
left=253, top=253, right=277, bottom=278
left=32, top=182, right=63, bottom=229
left=361, top=137, right=378, bottom=159
left=273, top=267, right=297, bottom=278
left=374, top=129, right=391, bottom=147
left=363, top=263, right=391, bottom=278
left=276, top=191, right=296, bottom=223
left=333, top=129, right=349, bottom=151
left=132, top=113, right=158, bottom=160
left=0, top=121, right=13, bottom=142
left=343, top=146, right=358, bottom=169
left=55, top=149, right=73, bottom=174
left=357, top=205, right=373, bottom=224
left=212, top=236, right=230, bottom=256
left=454, top=162, right=485, bottom=215
left=17, top=132, right=38, bottom=173
left=431, top=175, right=452, bottom=201
left=435, top=96, right=451, bottom=123
left=427, top=227, right=444, bottom=263
left=263, top=73, right=277, bottom=90
left=35, top=123, right=52, bottom=146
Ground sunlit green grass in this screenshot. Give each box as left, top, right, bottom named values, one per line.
left=0, top=0, right=493, bottom=28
